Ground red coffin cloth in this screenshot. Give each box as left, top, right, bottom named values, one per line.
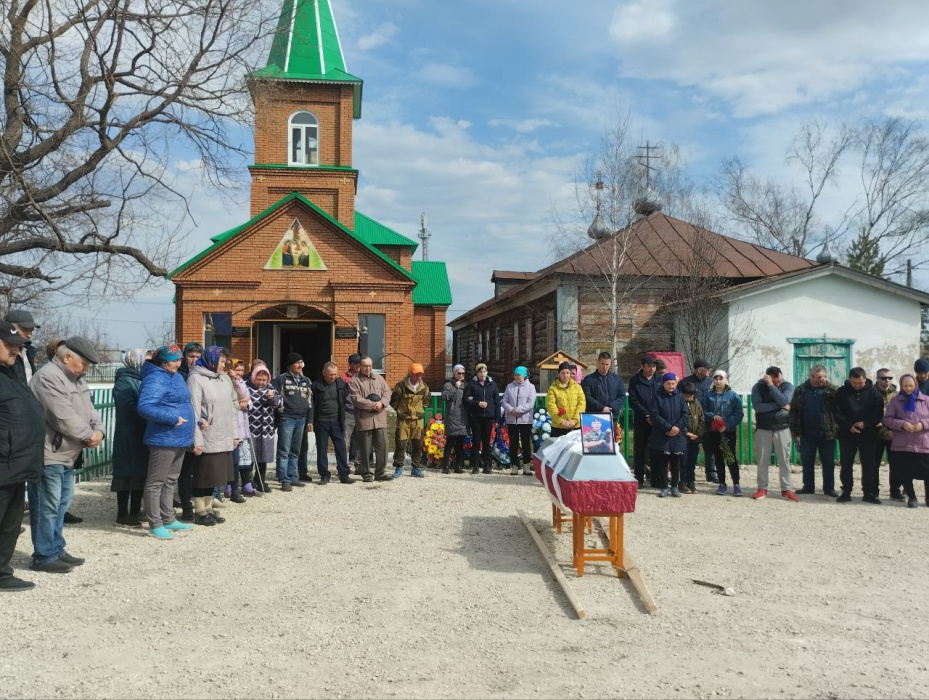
left=533, top=455, right=637, bottom=515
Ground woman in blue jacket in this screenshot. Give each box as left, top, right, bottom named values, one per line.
left=649, top=374, right=689, bottom=498
left=701, top=369, right=745, bottom=496
left=138, top=343, right=196, bottom=539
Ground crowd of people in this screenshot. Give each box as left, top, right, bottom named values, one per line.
left=1, top=307, right=926, bottom=592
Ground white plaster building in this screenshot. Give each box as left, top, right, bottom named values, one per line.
left=687, top=264, right=929, bottom=392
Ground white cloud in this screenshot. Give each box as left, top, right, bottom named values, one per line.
left=608, top=0, right=929, bottom=117
left=357, top=22, right=398, bottom=51
left=416, top=63, right=478, bottom=87
left=352, top=117, right=583, bottom=319
left=489, top=118, right=558, bottom=133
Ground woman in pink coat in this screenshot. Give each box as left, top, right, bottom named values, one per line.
left=881, top=373, right=929, bottom=508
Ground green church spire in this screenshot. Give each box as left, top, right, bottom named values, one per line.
left=250, top=0, right=363, bottom=117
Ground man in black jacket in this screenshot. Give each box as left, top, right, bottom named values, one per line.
left=0, top=321, right=45, bottom=591
left=311, top=362, right=353, bottom=485
left=581, top=352, right=626, bottom=416
left=4, top=309, right=38, bottom=385
left=834, top=367, right=885, bottom=504
left=273, top=353, right=314, bottom=490
left=628, top=355, right=658, bottom=486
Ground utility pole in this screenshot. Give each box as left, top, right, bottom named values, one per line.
left=418, top=212, right=431, bottom=261
left=636, top=141, right=661, bottom=189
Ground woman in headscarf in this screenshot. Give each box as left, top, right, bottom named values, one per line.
left=246, top=363, right=281, bottom=492
left=111, top=349, right=149, bottom=527
left=187, top=346, right=240, bottom=525
left=881, top=373, right=929, bottom=508
left=441, top=364, right=469, bottom=474
left=502, top=366, right=537, bottom=475
left=138, top=343, right=196, bottom=539
left=224, top=358, right=251, bottom=503
left=649, top=373, right=689, bottom=498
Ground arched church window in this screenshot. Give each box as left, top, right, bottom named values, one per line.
left=289, top=111, right=319, bottom=166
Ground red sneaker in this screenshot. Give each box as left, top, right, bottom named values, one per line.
left=752, top=488, right=767, bottom=500
left=782, top=490, right=800, bottom=502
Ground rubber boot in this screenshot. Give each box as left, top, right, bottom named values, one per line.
left=454, top=450, right=465, bottom=474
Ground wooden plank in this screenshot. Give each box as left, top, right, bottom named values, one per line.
left=622, top=551, right=658, bottom=614
left=595, top=518, right=658, bottom=614
left=517, top=509, right=586, bottom=620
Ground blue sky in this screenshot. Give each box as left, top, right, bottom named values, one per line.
left=91, top=0, right=929, bottom=348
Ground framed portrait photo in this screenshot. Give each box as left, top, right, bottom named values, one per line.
left=580, top=412, right=616, bottom=455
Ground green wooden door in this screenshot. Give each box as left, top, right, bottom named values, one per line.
left=789, top=337, right=854, bottom=386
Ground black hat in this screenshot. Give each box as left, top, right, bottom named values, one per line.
left=4, top=309, right=39, bottom=330
left=286, top=352, right=303, bottom=367
left=694, top=359, right=711, bottom=370
left=348, top=353, right=362, bottom=364
left=640, top=354, right=657, bottom=365
left=365, top=393, right=382, bottom=402
left=0, top=321, right=27, bottom=346
left=64, top=336, right=100, bottom=364
left=557, top=361, right=573, bottom=372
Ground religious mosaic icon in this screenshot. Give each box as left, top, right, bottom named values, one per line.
left=265, top=218, right=327, bottom=270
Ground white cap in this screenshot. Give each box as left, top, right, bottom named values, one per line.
left=713, top=369, right=728, bottom=380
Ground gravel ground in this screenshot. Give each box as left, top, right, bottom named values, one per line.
left=2, top=461, right=928, bottom=699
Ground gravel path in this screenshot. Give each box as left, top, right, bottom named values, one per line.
left=2, top=463, right=928, bottom=699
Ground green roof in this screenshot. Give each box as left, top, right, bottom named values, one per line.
left=167, top=192, right=415, bottom=282
left=411, top=261, right=452, bottom=306
left=249, top=0, right=363, bottom=118
left=354, top=211, right=418, bottom=251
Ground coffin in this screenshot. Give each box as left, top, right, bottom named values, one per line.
left=533, top=431, right=637, bottom=515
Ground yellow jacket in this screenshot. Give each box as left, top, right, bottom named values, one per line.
left=546, top=379, right=586, bottom=430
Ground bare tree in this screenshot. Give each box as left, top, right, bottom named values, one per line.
left=550, top=109, right=704, bottom=362
left=0, top=0, right=279, bottom=305
left=661, top=208, right=757, bottom=371
left=717, top=119, right=854, bottom=257
left=846, top=117, right=929, bottom=278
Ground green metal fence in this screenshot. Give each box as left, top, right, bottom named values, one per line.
left=425, top=392, right=821, bottom=466
left=78, top=389, right=814, bottom=484
left=74, top=388, right=116, bottom=484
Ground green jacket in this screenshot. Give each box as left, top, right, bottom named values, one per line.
left=684, top=398, right=705, bottom=439
left=788, top=380, right=839, bottom=440
left=390, top=377, right=430, bottom=421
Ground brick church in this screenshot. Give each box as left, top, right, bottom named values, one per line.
left=169, top=0, right=451, bottom=385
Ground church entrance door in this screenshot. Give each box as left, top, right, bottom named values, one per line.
left=270, top=322, right=333, bottom=380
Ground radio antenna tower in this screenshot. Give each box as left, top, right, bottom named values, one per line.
left=418, top=212, right=431, bottom=261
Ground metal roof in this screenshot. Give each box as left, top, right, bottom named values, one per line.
left=249, top=0, right=363, bottom=118
left=354, top=211, right=418, bottom=250
left=451, top=212, right=819, bottom=327
left=167, top=192, right=415, bottom=282
left=411, top=261, right=453, bottom=306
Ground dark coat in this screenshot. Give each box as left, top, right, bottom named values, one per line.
left=628, top=370, right=657, bottom=420
left=751, top=378, right=794, bottom=431
left=0, top=364, right=44, bottom=487
left=11, top=344, right=36, bottom=385
left=112, top=366, right=149, bottom=479
left=311, top=377, right=346, bottom=425
left=789, top=380, right=839, bottom=440
left=648, top=389, right=689, bottom=453
left=464, top=376, right=501, bottom=419
left=581, top=371, right=627, bottom=415
left=681, top=372, right=713, bottom=403
left=442, top=380, right=470, bottom=436
left=701, top=386, right=744, bottom=430
left=834, top=379, right=884, bottom=437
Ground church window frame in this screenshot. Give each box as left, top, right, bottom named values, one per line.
left=289, top=111, right=319, bottom=166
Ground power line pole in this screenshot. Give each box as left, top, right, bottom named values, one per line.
left=636, top=141, right=661, bottom=189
